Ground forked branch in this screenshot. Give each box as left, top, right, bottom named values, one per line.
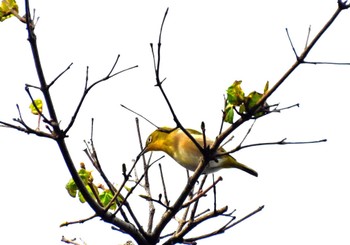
left=211, top=1, right=350, bottom=152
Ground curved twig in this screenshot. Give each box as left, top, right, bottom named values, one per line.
left=64, top=60, right=138, bottom=134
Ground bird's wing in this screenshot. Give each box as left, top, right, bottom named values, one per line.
left=185, top=128, right=202, bottom=135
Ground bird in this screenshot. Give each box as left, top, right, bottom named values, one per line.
left=143, top=127, right=258, bottom=177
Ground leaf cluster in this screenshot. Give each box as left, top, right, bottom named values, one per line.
left=225, top=80, right=269, bottom=123
left=0, top=0, right=18, bottom=21
left=65, top=163, right=125, bottom=210
left=29, top=99, right=43, bottom=115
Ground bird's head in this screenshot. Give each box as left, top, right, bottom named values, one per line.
left=142, top=127, right=176, bottom=154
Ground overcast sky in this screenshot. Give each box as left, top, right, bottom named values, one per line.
left=1, top=0, right=350, bottom=244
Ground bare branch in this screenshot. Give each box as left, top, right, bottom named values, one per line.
left=139, top=194, right=171, bottom=210
left=338, top=0, right=350, bottom=9
left=163, top=206, right=228, bottom=245
left=150, top=8, right=204, bottom=156
left=48, top=62, right=73, bottom=89
left=201, top=122, right=207, bottom=149
left=159, top=164, right=170, bottom=206
left=10, top=104, right=53, bottom=138
left=64, top=61, right=138, bottom=134
left=189, top=175, right=208, bottom=221
left=223, top=205, right=264, bottom=231
left=61, top=236, right=86, bottom=245
left=183, top=206, right=264, bottom=243
left=223, top=138, right=327, bottom=156
left=121, top=104, right=159, bottom=129
left=135, top=117, right=155, bottom=232
left=285, top=28, right=299, bottom=60
left=303, top=61, right=350, bottom=65
left=182, top=176, right=222, bottom=208
left=23, top=2, right=148, bottom=243
left=60, top=214, right=97, bottom=227
left=304, top=25, right=311, bottom=50
left=211, top=3, right=348, bottom=153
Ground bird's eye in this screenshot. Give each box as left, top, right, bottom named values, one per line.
left=147, top=136, right=152, bottom=143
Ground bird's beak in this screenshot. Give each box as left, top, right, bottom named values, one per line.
left=137, top=146, right=148, bottom=160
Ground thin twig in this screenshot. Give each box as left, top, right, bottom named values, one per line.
left=121, top=104, right=158, bottom=129
left=183, top=206, right=264, bottom=243
left=139, top=194, right=172, bottom=210
left=163, top=206, right=228, bottom=245
left=150, top=8, right=204, bottom=155
left=182, top=176, right=222, bottom=208
left=223, top=138, right=327, bottom=156
left=48, top=62, right=73, bottom=89
left=189, top=175, right=208, bottom=221
left=61, top=236, right=86, bottom=245
left=112, top=155, right=162, bottom=219
left=176, top=173, right=201, bottom=234
left=83, top=119, right=134, bottom=223
left=303, top=61, right=350, bottom=65
left=159, top=164, right=170, bottom=206
left=304, top=25, right=311, bottom=50
left=201, top=122, right=207, bottom=149
left=135, top=117, right=155, bottom=233
left=60, top=214, right=97, bottom=227
left=223, top=205, right=264, bottom=230
left=13, top=104, right=53, bottom=138
left=285, top=28, right=299, bottom=60
left=212, top=174, right=217, bottom=212
left=237, top=120, right=256, bottom=148
left=149, top=9, right=216, bottom=240
left=64, top=59, right=138, bottom=134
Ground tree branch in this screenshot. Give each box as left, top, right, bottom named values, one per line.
left=23, top=1, right=149, bottom=244
left=183, top=206, right=264, bottom=243
left=211, top=3, right=349, bottom=153
left=64, top=59, right=138, bottom=134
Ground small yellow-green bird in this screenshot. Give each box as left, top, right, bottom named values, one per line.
left=143, top=127, right=258, bottom=177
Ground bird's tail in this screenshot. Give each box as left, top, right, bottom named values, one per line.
left=230, top=157, right=258, bottom=177
left=237, top=163, right=258, bottom=177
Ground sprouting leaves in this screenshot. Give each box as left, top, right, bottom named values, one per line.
left=226, top=80, right=245, bottom=106
left=29, top=99, right=43, bottom=130
left=225, top=80, right=269, bottom=123
left=65, top=162, right=124, bottom=210
left=0, top=0, right=18, bottom=22
left=99, top=189, right=118, bottom=210
left=29, top=99, right=43, bottom=115
left=65, top=165, right=95, bottom=203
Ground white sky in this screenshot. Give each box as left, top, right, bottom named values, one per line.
left=1, top=0, right=350, bottom=244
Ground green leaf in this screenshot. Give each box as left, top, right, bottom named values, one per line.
left=78, top=188, right=86, bottom=203
left=244, top=91, right=268, bottom=117
left=99, top=190, right=117, bottom=210
left=245, top=91, right=263, bottom=110
left=226, top=80, right=245, bottom=106
left=65, top=165, right=94, bottom=202
left=239, top=103, right=246, bottom=114
left=65, top=178, right=78, bottom=198
left=123, top=185, right=131, bottom=192
left=264, top=81, right=269, bottom=94
left=139, top=194, right=152, bottom=201
left=78, top=168, right=93, bottom=185
left=0, top=0, right=18, bottom=22
left=77, top=184, right=96, bottom=203
left=29, top=99, right=43, bottom=115
left=224, top=104, right=234, bottom=123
